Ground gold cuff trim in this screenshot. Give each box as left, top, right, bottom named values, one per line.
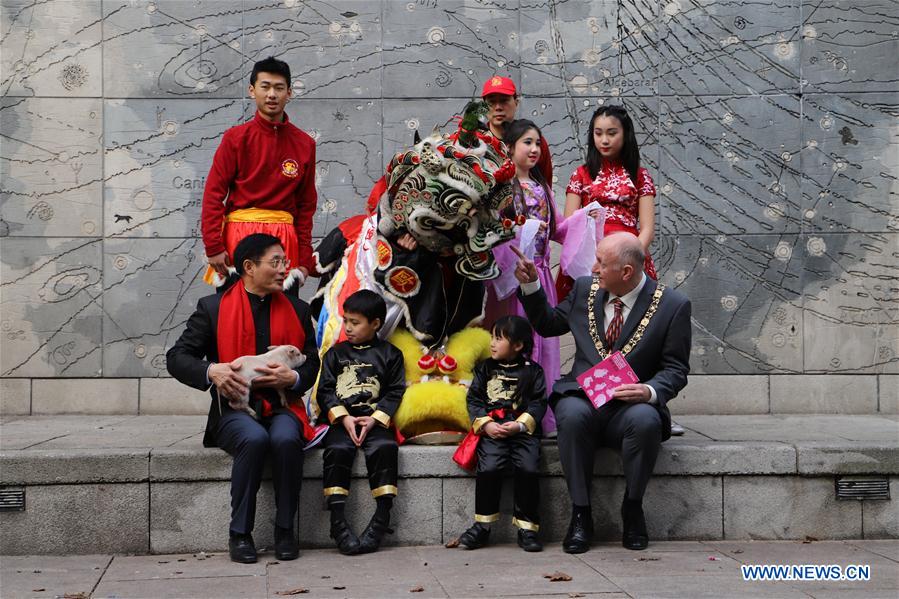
left=474, top=513, right=500, bottom=523
left=472, top=415, right=493, bottom=435
left=515, top=413, right=537, bottom=435
left=323, top=486, right=349, bottom=497
left=371, top=409, right=391, bottom=428
left=371, top=484, right=398, bottom=498
left=328, top=405, right=350, bottom=424
left=512, top=517, right=540, bottom=532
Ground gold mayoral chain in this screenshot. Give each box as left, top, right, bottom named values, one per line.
left=587, top=276, right=665, bottom=360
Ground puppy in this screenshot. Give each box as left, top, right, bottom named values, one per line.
left=227, top=345, right=306, bottom=418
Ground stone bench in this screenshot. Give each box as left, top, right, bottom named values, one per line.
left=1, top=414, right=897, bottom=555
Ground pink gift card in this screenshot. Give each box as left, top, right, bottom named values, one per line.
left=576, top=351, right=640, bottom=409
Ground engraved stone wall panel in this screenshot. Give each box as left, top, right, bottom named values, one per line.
left=520, top=0, right=658, bottom=97
left=801, top=93, right=898, bottom=234
left=662, top=234, right=804, bottom=374
left=659, top=94, right=802, bottom=236
left=102, top=0, right=245, bottom=98
left=0, top=0, right=896, bottom=389
left=382, top=99, right=462, bottom=163
left=799, top=232, right=899, bottom=374
left=0, top=0, right=103, bottom=97
left=291, top=99, right=382, bottom=236
left=243, top=0, right=382, bottom=99
left=102, top=238, right=210, bottom=378
left=657, top=0, right=800, bottom=95
left=0, top=238, right=103, bottom=377
left=103, top=98, right=248, bottom=240
left=382, top=0, right=520, bottom=98
left=802, top=0, right=899, bottom=93
left=1, top=98, right=103, bottom=237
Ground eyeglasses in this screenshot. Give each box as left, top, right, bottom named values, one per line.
left=253, top=257, right=290, bottom=269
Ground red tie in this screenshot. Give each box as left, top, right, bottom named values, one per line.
left=606, top=298, right=624, bottom=347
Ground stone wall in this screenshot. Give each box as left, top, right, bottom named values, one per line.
left=1, top=1, right=896, bottom=412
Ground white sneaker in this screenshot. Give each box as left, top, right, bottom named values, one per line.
left=670, top=420, right=685, bottom=436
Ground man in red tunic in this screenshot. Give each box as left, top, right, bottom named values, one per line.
left=479, top=75, right=553, bottom=184
left=202, top=56, right=317, bottom=291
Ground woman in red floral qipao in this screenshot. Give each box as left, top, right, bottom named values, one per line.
left=557, top=105, right=657, bottom=300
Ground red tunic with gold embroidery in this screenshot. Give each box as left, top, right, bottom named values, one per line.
left=201, top=111, right=317, bottom=273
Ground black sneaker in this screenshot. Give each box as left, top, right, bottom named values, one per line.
left=457, top=522, right=490, bottom=550
left=517, top=528, right=543, bottom=552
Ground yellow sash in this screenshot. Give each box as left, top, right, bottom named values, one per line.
left=203, top=209, right=296, bottom=285
left=224, top=208, right=293, bottom=224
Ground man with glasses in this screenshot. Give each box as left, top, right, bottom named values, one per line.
left=168, top=233, right=320, bottom=563
left=201, top=56, right=317, bottom=293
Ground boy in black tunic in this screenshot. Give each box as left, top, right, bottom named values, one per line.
left=317, top=290, right=406, bottom=555
left=458, top=315, right=547, bottom=552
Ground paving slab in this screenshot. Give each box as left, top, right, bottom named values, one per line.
left=847, top=539, right=899, bottom=562
left=102, top=552, right=265, bottom=581
left=574, top=546, right=739, bottom=577
left=601, top=573, right=811, bottom=598
left=2, top=542, right=896, bottom=598
left=265, top=548, right=446, bottom=598
left=0, top=554, right=111, bottom=599
left=0, top=415, right=138, bottom=450
left=420, top=544, right=622, bottom=596
left=91, top=574, right=267, bottom=599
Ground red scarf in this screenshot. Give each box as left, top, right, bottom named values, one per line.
left=217, top=283, right=315, bottom=440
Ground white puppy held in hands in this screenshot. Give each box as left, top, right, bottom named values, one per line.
left=228, top=344, right=306, bottom=418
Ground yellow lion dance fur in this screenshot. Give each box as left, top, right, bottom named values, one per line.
left=390, top=327, right=491, bottom=438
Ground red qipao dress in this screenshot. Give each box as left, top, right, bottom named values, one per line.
left=557, top=162, right=658, bottom=300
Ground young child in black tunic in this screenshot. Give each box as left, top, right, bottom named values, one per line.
left=458, top=315, right=547, bottom=552
left=317, top=290, right=406, bottom=555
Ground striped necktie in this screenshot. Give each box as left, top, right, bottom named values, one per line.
left=606, top=298, right=624, bottom=347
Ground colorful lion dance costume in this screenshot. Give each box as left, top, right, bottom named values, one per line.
left=309, top=102, right=521, bottom=441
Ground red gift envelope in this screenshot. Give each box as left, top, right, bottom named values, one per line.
left=576, top=351, right=640, bottom=409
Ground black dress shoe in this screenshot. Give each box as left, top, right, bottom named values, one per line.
left=358, top=515, right=394, bottom=554
left=562, top=509, right=593, bottom=554
left=274, top=526, right=300, bottom=560
left=330, top=518, right=361, bottom=555
left=517, top=529, right=543, bottom=552
left=229, top=533, right=257, bottom=564
left=458, top=522, right=490, bottom=550
left=621, top=498, right=649, bottom=550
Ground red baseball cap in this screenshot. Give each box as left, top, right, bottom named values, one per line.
left=481, top=75, right=517, bottom=98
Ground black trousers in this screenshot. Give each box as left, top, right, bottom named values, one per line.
left=553, top=394, right=662, bottom=507
left=217, top=410, right=305, bottom=535
left=322, top=423, right=398, bottom=502
left=475, top=433, right=541, bottom=531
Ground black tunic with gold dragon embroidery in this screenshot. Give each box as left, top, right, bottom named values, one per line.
left=466, top=357, right=547, bottom=436
left=317, top=338, right=406, bottom=428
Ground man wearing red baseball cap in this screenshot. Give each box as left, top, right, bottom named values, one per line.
left=480, top=75, right=553, bottom=184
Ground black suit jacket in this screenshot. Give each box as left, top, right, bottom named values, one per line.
left=519, top=276, right=691, bottom=442
left=166, top=291, right=321, bottom=447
